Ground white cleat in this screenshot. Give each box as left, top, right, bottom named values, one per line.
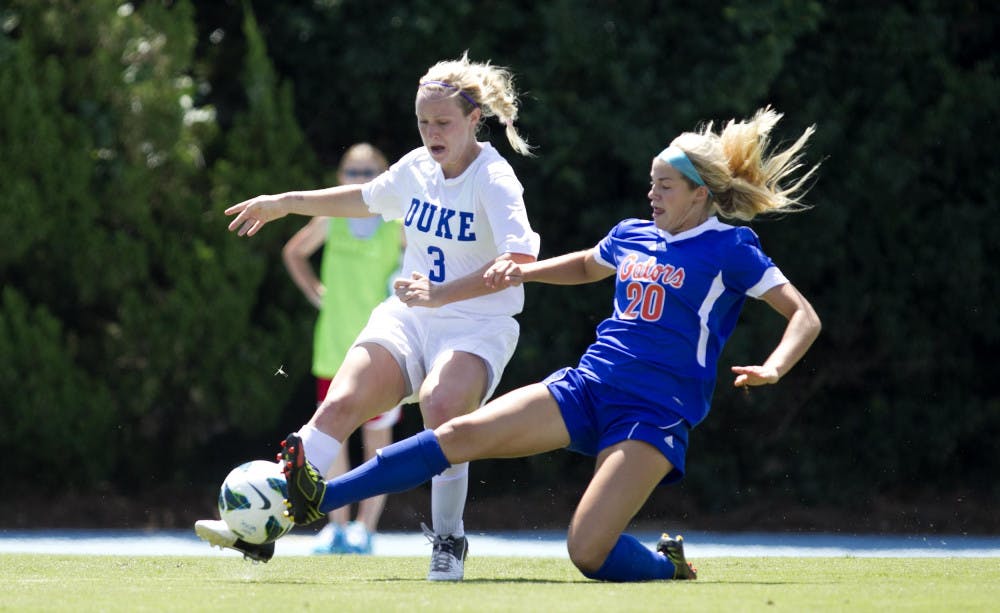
left=194, top=519, right=274, bottom=563
left=422, top=522, right=468, bottom=581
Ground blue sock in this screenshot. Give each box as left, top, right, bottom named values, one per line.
left=319, top=430, right=451, bottom=513
left=582, top=534, right=674, bottom=582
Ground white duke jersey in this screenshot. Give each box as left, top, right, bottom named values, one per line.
left=584, top=217, right=788, bottom=426
left=362, top=143, right=540, bottom=317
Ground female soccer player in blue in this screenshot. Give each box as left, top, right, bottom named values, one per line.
left=280, top=107, right=822, bottom=581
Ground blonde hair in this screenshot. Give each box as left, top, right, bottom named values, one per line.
left=418, top=52, right=533, bottom=156
left=671, top=107, right=818, bottom=221
left=339, top=142, right=388, bottom=171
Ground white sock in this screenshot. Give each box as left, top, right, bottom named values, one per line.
left=431, top=462, right=468, bottom=537
left=297, top=424, right=342, bottom=476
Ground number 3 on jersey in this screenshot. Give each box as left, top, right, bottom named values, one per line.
left=621, top=281, right=665, bottom=321
left=427, top=246, right=446, bottom=282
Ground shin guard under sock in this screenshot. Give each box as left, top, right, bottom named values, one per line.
left=319, top=430, right=450, bottom=513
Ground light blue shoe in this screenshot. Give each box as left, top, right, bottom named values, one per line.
left=311, top=523, right=347, bottom=555
left=343, top=521, right=373, bottom=555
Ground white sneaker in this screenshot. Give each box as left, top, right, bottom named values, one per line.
left=422, top=522, right=468, bottom=581
left=194, top=519, right=274, bottom=563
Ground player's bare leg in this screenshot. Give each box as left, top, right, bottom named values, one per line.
left=309, top=343, right=407, bottom=447
left=435, top=384, right=571, bottom=461
left=418, top=351, right=488, bottom=581
left=283, top=343, right=406, bottom=526
left=567, top=441, right=695, bottom=580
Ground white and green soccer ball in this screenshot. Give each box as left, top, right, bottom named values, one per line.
left=218, top=460, right=294, bottom=544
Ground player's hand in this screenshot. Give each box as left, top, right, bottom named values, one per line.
left=731, top=364, right=780, bottom=387
left=394, top=272, right=439, bottom=307
left=483, top=259, right=524, bottom=288
left=308, top=283, right=325, bottom=309
left=225, top=194, right=289, bottom=237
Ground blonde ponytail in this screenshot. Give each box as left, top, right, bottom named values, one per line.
left=672, top=107, right=818, bottom=221
left=419, top=52, right=533, bottom=156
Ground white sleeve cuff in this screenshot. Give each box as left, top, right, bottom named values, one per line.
left=746, top=266, right=788, bottom=298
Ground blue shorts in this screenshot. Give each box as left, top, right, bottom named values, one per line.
left=544, top=366, right=695, bottom=485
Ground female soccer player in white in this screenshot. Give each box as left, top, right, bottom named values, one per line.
left=280, top=107, right=822, bottom=581
left=203, top=54, right=540, bottom=580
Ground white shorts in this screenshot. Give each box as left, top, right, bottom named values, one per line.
left=354, top=297, right=520, bottom=406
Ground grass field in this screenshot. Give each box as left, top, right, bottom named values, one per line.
left=3, top=554, right=998, bottom=612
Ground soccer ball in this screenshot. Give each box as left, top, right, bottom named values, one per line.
left=218, top=460, right=294, bottom=544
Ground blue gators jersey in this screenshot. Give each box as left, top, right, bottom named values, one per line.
left=580, top=217, right=788, bottom=426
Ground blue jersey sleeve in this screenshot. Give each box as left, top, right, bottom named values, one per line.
left=596, top=219, right=636, bottom=269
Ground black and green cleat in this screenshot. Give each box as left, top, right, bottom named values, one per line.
left=279, top=432, right=327, bottom=526
left=656, top=533, right=698, bottom=580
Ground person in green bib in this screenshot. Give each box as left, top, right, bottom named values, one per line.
left=282, top=143, right=403, bottom=555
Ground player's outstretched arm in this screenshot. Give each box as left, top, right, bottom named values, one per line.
left=731, top=282, right=821, bottom=387
left=395, top=252, right=537, bottom=308
left=225, top=185, right=370, bottom=237
left=485, top=248, right=613, bottom=288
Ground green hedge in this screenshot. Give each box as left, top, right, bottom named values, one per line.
left=2, top=0, right=997, bottom=519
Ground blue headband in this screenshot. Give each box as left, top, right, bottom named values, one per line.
left=419, top=80, right=480, bottom=109
left=657, top=145, right=708, bottom=189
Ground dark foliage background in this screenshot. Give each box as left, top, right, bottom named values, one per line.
left=2, top=0, right=997, bottom=532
